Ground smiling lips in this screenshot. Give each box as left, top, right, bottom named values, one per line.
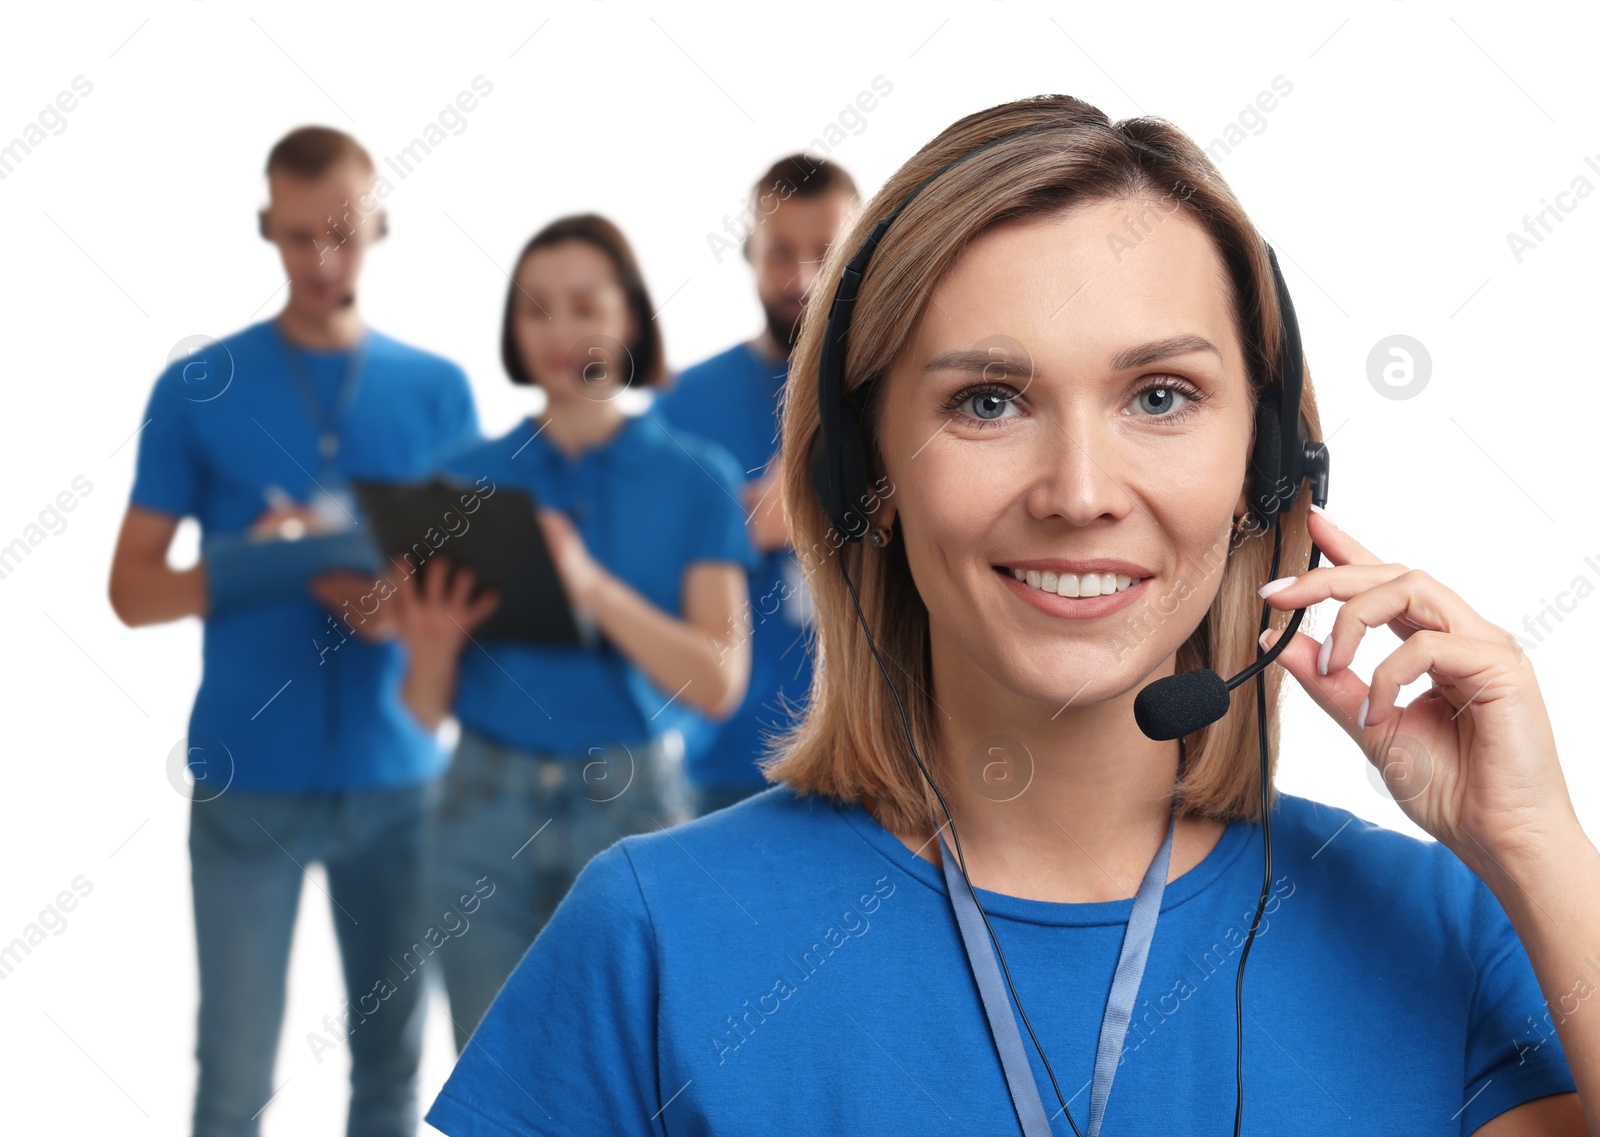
left=1007, top=566, right=1138, bottom=597
left=993, top=561, right=1155, bottom=618
left=995, top=559, right=1154, bottom=598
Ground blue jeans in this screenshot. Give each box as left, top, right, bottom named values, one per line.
left=187, top=778, right=437, bottom=1137
left=433, top=727, right=688, bottom=1053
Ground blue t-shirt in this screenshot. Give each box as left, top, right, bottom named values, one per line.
left=128, top=318, right=480, bottom=791
left=426, top=788, right=1576, bottom=1135
left=436, top=411, right=759, bottom=757
left=653, top=343, right=814, bottom=789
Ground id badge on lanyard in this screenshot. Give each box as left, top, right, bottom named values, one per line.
left=277, top=323, right=368, bottom=530
left=310, top=485, right=358, bottom=530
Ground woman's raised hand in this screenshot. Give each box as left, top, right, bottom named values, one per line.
left=536, top=507, right=607, bottom=612
left=1258, top=507, right=1581, bottom=885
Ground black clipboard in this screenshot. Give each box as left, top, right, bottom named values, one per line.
left=352, top=477, right=584, bottom=644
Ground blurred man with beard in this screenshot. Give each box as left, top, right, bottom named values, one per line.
left=653, top=154, right=857, bottom=816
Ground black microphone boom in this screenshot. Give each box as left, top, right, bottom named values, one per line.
left=1132, top=550, right=1320, bottom=741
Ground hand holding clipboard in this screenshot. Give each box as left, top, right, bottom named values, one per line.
left=203, top=486, right=383, bottom=618
left=351, top=478, right=588, bottom=644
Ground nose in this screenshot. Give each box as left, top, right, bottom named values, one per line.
left=311, top=241, right=345, bottom=277
left=793, top=257, right=823, bottom=301
left=1025, top=412, right=1138, bottom=529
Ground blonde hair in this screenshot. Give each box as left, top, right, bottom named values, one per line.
left=760, top=94, right=1323, bottom=835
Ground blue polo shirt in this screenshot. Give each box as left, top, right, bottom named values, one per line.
left=128, top=318, right=479, bottom=792
left=653, top=342, right=814, bottom=789
left=427, top=788, right=1577, bottom=1136
left=436, top=411, right=758, bottom=757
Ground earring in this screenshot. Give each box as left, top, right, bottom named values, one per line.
left=868, top=524, right=894, bottom=548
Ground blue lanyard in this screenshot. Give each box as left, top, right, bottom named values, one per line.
left=938, top=773, right=1182, bottom=1137
left=274, top=322, right=369, bottom=487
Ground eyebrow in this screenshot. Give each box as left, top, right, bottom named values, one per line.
left=518, top=283, right=607, bottom=301
left=921, top=334, right=1221, bottom=378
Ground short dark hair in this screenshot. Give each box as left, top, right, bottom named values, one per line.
left=751, top=153, right=859, bottom=203
left=265, top=126, right=374, bottom=179
left=500, top=214, right=667, bottom=389
left=742, top=154, right=858, bottom=262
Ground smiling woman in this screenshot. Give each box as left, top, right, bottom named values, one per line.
left=424, top=94, right=1594, bottom=1137
left=772, top=122, right=1310, bottom=835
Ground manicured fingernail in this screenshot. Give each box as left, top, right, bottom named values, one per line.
left=1258, top=576, right=1297, bottom=599
left=1356, top=695, right=1369, bottom=730
left=1259, top=627, right=1281, bottom=651
left=1316, top=634, right=1333, bottom=676
left=1309, top=503, right=1338, bottom=528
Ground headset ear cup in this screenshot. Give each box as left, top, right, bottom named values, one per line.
left=836, top=399, right=871, bottom=540
left=808, top=427, right=837, bottom=532
left=258, top=209, right=269, bottom=241
left=808, top=400, right=872, bottom=541
left=377, top=212, right=389, bottom=240
left=1250, top=387, right=1284, bottom=530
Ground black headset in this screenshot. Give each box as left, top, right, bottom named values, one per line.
left=807, top=119, right=1330, bottom=1136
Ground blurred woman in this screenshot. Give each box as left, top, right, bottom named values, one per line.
left=392, top=214, right=757, bottom=1051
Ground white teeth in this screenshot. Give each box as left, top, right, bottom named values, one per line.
left=1007, top=568, right=1143, bottom=597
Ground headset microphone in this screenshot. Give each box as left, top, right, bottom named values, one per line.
left=1131, top=577, right=1316, bottom=741
left=809, top=117, right=1330, bottom=1137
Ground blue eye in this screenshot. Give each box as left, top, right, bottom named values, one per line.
left=1129, top=377, right=1204, bottom=422
left=971, top=390, right=1014, bottom=419
left=1137, top=385, right=1186, bottom=415
left=941, top=383, right=1021, bottom=428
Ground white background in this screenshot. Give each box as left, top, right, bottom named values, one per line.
left=1, top=1, right=1596, bottom=1133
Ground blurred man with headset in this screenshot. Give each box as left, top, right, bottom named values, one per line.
left=109, top=126, right=480, bottom=1137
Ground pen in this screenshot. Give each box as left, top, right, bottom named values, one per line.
left=262, top=485, right=307, bottom=540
